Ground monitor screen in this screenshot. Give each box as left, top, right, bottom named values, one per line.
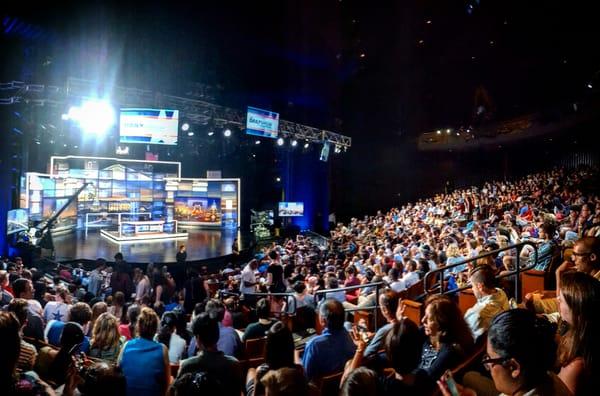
left=120, top=108, right=179, bottom=145
left=7, top=209, right=28, bottom=235
left=278, top=202, right=304, bottom=217
left=246, top=106, right=279, bottom=138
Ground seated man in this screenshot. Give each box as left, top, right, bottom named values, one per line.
left=243, top=298, right=275, bottom=341
left=178, top=312, right=243, bottom=396
left=527, top=236, right=600, bottom=318
left=302, top=298, right=356, bottom=381
left=205, top=299, right=242, bottom=357
left=463, top=265, right=509, bottom=340
left=363, top=289, right=399, bottom=358
left=46, top=302, right=92, bottom=353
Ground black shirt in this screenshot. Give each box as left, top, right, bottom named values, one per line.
left=267, top=263, right=285, bottom=293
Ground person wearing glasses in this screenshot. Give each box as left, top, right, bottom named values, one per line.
left=439, top=309, right=571, bottom=396
left=525, top=236, right=599, bottom=317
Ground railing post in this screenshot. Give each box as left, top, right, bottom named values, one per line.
left=515, top=247, right=521, bottom=303
left=374, top=283, right=379, bottom=331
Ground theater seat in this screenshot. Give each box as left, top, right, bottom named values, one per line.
left=315, top=371, right=343, bottom=396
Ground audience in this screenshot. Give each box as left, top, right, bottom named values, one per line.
left=246, top=321, right=302, bottom=396
left=463, top=264, right=509, bottom=340
left=118, top=307, right=170, bottom=396
left=243, top=298, right=276, bottom=341
left=156, top=311, right=187, bottom=363
left=302, top=298, right=355, bottom=381
left=89, top=313, right=123, bottom=362
left=177, top=312, right=242, bottom=396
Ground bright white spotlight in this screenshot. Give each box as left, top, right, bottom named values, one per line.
left=224, top=129, right=232, bottom=137
left=276, top=177, right=281, bottom=182
left=208, top=131, right=214, bottom=136
left=446, top=128, right=451, bottom=134
left=75, top=100, right=115, bottom=137
left=187, top=131, right=194, bottom=136
left=61, top=113, right=69, bottom=121
left=587, top=83, right=593, bottom=89
left=255, top=140, right=261, bottom=145
left=291, top=139, right=298, bottom=147
left=304, top=142, right=309, bottom=148
left=181, top=123, right=190, bottom=131
left=436, top=130, right=441, bottom=135
left=277, top=137, right=284, bottom=146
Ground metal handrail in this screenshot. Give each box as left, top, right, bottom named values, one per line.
left=423, top=241, right=540, bottom=302
left=315, top=281, right=386, bottom=330
left=237, top=291, right=298, bottom=315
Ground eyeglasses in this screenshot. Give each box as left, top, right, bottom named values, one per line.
left=482, top=354, right=510, bottom=370
left=571, top=251, right=592, bottom=257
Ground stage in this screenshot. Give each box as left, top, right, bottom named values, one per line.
left=52, top=228, right=242, bottom=263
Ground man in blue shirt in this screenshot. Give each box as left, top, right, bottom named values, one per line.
left=302, top=298, right=355, bottom=381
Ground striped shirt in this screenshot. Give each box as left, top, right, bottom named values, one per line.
left=16, top=339, right=38, bottom=372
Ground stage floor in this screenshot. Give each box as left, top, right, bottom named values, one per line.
left=53, top=228, right=242, bottom=263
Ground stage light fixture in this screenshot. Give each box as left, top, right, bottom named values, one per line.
left=67, top=100, right=115, bottom=137
left=255, top=140, right=261, bottom=145
left=446, top=129, right=451, bottom=134
left=187, top=131, right=194, bottom=136
left=334, top=145, right=342, bottom=153
left=181, top=123, right=190, bottom=131
left=291, top=139, right=298, bottom=147
left=224, top=128, right=232, bottom=137
left=208, top=131, right=214, bottom=136
left=588, top=83, right=593, bottom=89
left=276, top=177, right=281, bottom=182
left=277, top=137, right=284, bottom=146
left=304, top=142, right=309, bottom=148
left=436, top=130, right=441, bottom=135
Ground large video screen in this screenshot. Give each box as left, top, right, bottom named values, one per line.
left=174, top=198, right=222, bottom=224
left=7, top=209, right=28, bottom=235
left=120, top=108, right=179, bottom=145
left=278, top=202, right=304, bottom=217
left=246, top=106, right=279, bottom=138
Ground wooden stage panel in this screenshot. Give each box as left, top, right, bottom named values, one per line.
left=52, top=229, right=239, bottom=263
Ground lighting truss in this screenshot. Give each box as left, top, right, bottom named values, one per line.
left=1, top=77, right=352, bottom=148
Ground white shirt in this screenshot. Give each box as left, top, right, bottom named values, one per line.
left=43, top=301, right=70, bottom=323
left=136, top=276, right=151, bottom=300
left=401, top=271, right=420, bottom=289
left=464, top=288, right=509, bottom=340
left=167, top=333, right=187, bottom=364
left=240, top=264, right=257, bottom=295
left=390, top=280, right=406, bottom=293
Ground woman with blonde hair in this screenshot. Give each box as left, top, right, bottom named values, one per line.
left=88, top=301, right=108, bottom=337
left=89, top=312, right=124, bottom=362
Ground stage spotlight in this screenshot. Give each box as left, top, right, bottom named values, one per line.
left=68, top=100, right=115, bottom=137
left=291, top=139, right=298, bottom=147
left=277, top=137, right=284, bottom=146
left=276, top=177, right=281, bottom=182
left=304, top=142, right=309, bottom=149
left=446, top=129, right=451, bottom=134
left=436, top=130, right=441, bottom=135
left=334, top=145, right=342, bottom=153
left=61, top=113, right=69, bottom=120
left=208, top=131, right=214, bottom=136
left=187, top=131, right=194, bottom=136
left=224, top=128, right=232, bottom=137
left=588, top=83, right=593, bottom=89
left=255, top=140, right=261, bottom=145
left=181, top=123, right=190, bottom=131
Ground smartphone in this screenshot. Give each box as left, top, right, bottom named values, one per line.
left=443, top=370, right=460, bottom=396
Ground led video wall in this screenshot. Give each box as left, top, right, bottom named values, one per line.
left=21, top=156, right=240, bottom=232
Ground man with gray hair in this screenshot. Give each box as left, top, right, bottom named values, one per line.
left=301, top=299, right=355, bottom=381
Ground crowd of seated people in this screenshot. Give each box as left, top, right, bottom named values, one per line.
left=0, top=166, right=599, bottom=395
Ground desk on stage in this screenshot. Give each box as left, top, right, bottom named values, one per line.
left=100, top=219, right=188, bottom=243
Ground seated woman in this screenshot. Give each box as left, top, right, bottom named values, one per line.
left=49, top=322, right=86, bottom=386
left=343, top=318, right=422, bottom=395
left=440, top=309, right=572, bottom=396
left=0, top=312, right=55, bottom=395
left=118, top=307, right=170, bottom=396
left=156, top=311, right=187, bottom=364
left=556, top=272, right=600, bottom=395
left=414, top=295, right=473, bottom=393
left=89, top=312, right=124, bottom=362
left=245, top=321, right=304, bottom=396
